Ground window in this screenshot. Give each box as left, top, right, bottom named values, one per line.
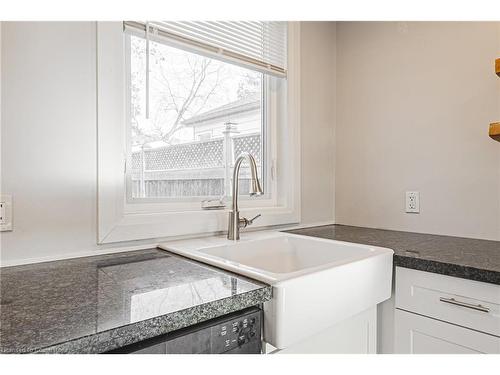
left=125, top=34, right=266, bottom=201
left=96, top=22, right=300, bottom=243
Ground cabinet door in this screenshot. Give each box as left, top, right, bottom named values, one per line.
left=395, top=309, right=500, bottom=354
left=271, top=306, right=377, bottom=354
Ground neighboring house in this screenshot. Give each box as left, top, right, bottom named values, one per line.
left=181, top=95, right=261, bottom=141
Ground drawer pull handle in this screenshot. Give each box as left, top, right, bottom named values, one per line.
left=439, top=297, right=490, bottom=313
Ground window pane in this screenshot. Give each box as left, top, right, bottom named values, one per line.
left=128, top=35, right=264, bottom=200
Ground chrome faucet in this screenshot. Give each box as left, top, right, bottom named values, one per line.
left=227, top=153, right=263, bottom=240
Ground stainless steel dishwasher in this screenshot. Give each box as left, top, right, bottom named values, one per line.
left=108, top=307, right=262, bottom=354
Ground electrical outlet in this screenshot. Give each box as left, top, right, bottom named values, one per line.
left=0, top=195, right=13, bottom=231
left=0, top=202, right=5, bottom=224
left=405, top=191, right=420, bottom=213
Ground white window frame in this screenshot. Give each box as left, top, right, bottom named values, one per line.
left=97, top=21, right=301, bottom=244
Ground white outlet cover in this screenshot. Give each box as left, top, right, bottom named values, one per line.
left=0, top=194, right=13, bottom=231
left=405, top=191, right=420, bottom=213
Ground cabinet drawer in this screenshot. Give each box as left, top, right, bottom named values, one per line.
left=395, top=267, right=500, bottom=336
left=395, top=309, right=500, bottom=354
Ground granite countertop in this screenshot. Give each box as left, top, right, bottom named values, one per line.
left=286, top=225, right=500, bottom=285
left=0, top=249, right=271, bottom=354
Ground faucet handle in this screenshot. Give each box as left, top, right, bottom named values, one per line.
left=239, top=214, right=261, bottom=229
left=247, top=214, right=261, bottom=225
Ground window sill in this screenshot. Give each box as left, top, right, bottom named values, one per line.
left=99, top=204, right=300, bottom=244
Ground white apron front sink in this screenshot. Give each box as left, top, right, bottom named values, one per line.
left=160, top=231, right=393, bottom=349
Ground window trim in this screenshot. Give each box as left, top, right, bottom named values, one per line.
left=97, top=21, right=301, bottom=244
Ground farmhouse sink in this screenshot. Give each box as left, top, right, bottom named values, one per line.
left=160, top=231, right=394, bottom=349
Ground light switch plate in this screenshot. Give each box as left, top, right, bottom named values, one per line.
left=405, top=191, right=420, bottom=213
left=0, top=194, right=13, bottom=231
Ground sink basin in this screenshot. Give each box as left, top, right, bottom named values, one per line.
left=160, top=231, right=394, bottom=349
left=198, top=234, right=387, bottom=280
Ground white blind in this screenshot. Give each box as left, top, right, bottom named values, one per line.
left=124, top=21, right=287, bottom=77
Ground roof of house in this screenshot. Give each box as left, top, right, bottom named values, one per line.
left=182, top=95, right=260, bottom=126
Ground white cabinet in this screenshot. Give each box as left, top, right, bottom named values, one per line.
left=395, top=267, right=500, bottom=354
left=395, top=309, right=500, bottom=354
left=396, top=267, right=500, bottom=336
left=266, top=306, right=377, bottom=354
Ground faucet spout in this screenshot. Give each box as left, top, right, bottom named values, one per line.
left=227, top=153, right=263, bottom=240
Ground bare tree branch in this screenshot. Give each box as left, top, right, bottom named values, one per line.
left=160, top=58, right=214, bottom=142
left=132, top=38, right=232, bottom=145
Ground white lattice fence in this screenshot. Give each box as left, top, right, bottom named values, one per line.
left=132, top=138, right=224, bottom=170
left=232, top=134, right=261, bottom=163
left=131, top=133, right=261, bottom=198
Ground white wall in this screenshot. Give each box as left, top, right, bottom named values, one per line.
left=497, top=23, right=500, bottom=239
left=336, top=22, right=500, bottom=240
left=0, top=22, right=337, bottom=265
left=0, top=22, right=126, bottom=265
left=300, top=22, right=336, bottom=224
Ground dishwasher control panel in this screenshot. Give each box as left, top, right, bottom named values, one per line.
left=212, top=312, right=260, bottom=353
left=108, top=307, right=262, bottom=354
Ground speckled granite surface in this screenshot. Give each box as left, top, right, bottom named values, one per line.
left=0, top=249, right=271, bottom=354
left=286, top=225, right=500, bottom=285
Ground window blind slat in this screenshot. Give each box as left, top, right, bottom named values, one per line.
left=164, top=22, right=267, bottom=59
left=202, top=21, right=287, bottom=56
left=193, top=21, right=286, bottom=55
left=123, top=21, right=287, bottom=78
